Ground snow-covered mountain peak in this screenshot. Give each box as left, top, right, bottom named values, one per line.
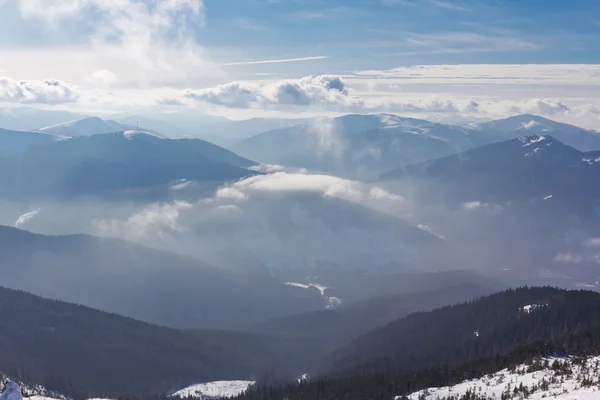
left=523, top=120, right=546, bottom=130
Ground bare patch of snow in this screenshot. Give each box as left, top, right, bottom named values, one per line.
left=123, top=130, right=162, bottom=140
left=285, top=282, right=311, bottom=290
left=15, top=209, right=40, bottom=227
left=520, top=135, right=546, bottom=147
left=582, top=157, right=600, bottom=166
left=522, top=304, right=547, bottom=313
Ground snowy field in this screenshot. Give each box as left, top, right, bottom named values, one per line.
left=171, top=380, right=255, bottom=399
left=404, top=356, right=600, bottom=400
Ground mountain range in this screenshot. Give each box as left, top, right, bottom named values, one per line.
left=37, top=116, right=166, bottom=138
left=0, top=285, right=315, bottom=398
left=1, top=110, right=600, bottom=399
left=232, top=114, right=600, bottom=179
left=0, top=226, right=324, bottom=329
left=0, top=130, right=257, bottom=199
left=234, top=287, right=600, bottom=400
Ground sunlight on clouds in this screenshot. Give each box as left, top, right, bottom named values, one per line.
left=6, top=0, right=219, bottom=89
left=0, top=77, right=79, bottom=104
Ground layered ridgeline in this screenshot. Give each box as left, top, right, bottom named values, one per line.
left=233, top=287, right=600, bottom=400
left=37, top=116, right=166, bottom=138
left=0, top=286, right=312, bottom=399
left=473, top=114, right=600, bottom=152
left=231, top=114, right=488, bottom=179
left=231, top=114, right=600, bottom=179
left=377, top=133, right=600, bottom=289
left=379, top=134, right=598, bottom=204
left=0, top=226, right=324, bottom=329
left=0, top=271, right=499, bottom=399
left=0, top=130, right=256, bottom=199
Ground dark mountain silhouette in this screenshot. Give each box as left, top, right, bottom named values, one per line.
left=0, top=286, right=313, bottom=398
left=233, top=287, right=600, bottom=400
left=323, top=287, right=600, bottom=376
left=0, top=132, right=257, bottom=199
left=246, top=283, right=496, bottom=364
left=0, top=226, right=323, bottom=329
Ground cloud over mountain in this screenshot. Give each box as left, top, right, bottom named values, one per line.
left=0, top=77, right=79, bottom=104
left=185, top=75, right=352, bottom=108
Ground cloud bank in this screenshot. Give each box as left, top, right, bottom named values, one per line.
left=92, top=172, right=416, bottom=271
left=185, top=75, right=352, bottom=109
left=0, top=77, right=79, bottom=104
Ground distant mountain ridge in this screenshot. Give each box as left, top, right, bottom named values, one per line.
left=232, top=114, right=484, bottom=178
left=474, top=114, right=600, bottom=151
left=0, top=131, right=257, bottom=198
left=232, top=114, right=600, bottom=179
left=0, top=225, right=324, bottom=329
left=379, top=134, right=599, bottom=204
left=0, top=285, right=315, bottom=398
left=37, top=116, right=167, bottom=138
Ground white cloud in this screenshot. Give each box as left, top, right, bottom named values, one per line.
left=222, top=56, right=329, bottom=67
left=15, top=209, right=40, bottom=227
left=584, top=238, right=600, bottom=247
left=185, top=75, right=353, bottom=109
left=5, top=0, right=218, bottom=90
left=554, top=252, right=584, bottom=264
left=85, top=70, right=118, bottom=87
left=462, top=201, right=503, bottom=212
left=427, top=0, right=470, bottom=11
left=95, top=201, right=192, bottom=238
left=0, top=77, right=79, bottom=104
left=92, top=172, right=413, bottom=271
left=248, top=164, right=286, bottom=173
left=353, top=64, right=600, bottom=85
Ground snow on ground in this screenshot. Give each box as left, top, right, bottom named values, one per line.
left=285, top=282, right=312, bottom=289
left=403, top=356, right=600, bottom=400
left=123, top=130, right=162, bottom=140
left=285, top=282, right=343, bottom=309
left=520, top=135, right=546, bottom=147
left=582, top=157, right=600, bottom=165
left=521, top=303, right=547, bottom=313
left=171, top=381, right=254, bottom=399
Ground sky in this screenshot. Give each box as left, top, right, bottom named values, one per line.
left=0, top=0, right=599, bottom=127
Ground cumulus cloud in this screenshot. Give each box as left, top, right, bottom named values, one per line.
left=554, top=252, right=584, bottom=264
left=17, top=0, right=204, bottom=39
left=462, top=201, right=503, bottom=212
left=95, top=201, right=192, bottom=239
left=8, top=0, right=217, bottom=89
left=0, top=77, right=79, bottom=104
left=185, top=75, right=353, bottom=109
left=102, top=173, right=409, bottom=237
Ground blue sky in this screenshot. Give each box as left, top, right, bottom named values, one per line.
left=202, top=0, right=600, bottom=71
left=0, top=0, right=599, bottom=127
